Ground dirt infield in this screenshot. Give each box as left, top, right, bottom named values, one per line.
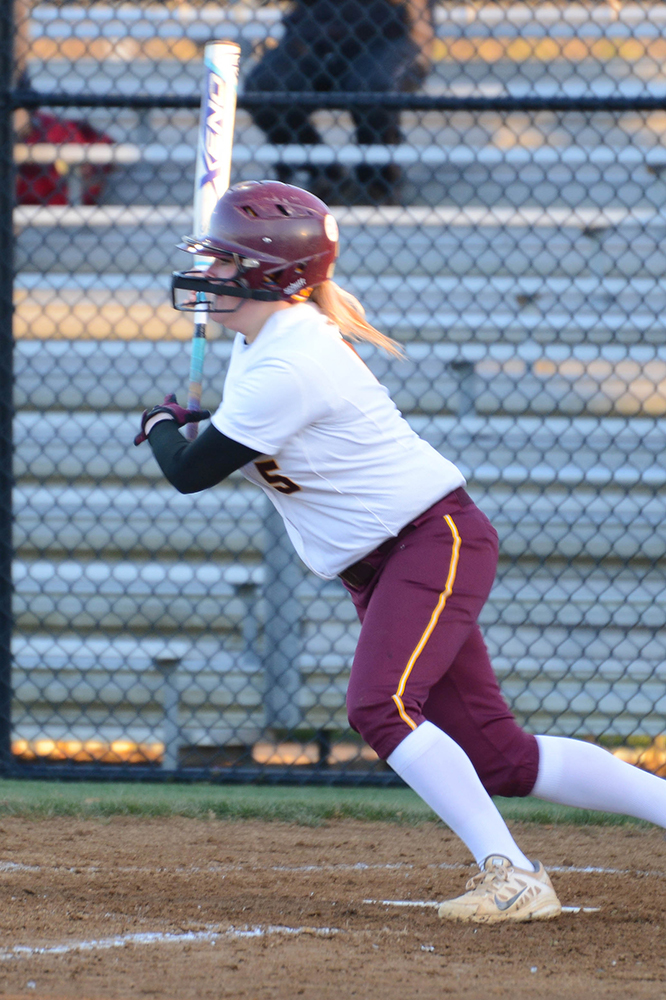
left=0, top=817, right=665, bottom=999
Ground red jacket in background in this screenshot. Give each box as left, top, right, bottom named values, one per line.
left=16, top=111, right=113, bottom=206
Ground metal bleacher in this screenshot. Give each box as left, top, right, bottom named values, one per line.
left=11, top=2, right=666, bottom=763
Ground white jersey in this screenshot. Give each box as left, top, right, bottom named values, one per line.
left=212, top=303, right=465, bottom=579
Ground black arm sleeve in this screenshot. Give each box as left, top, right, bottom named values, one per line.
left=147, top=420, right=261, bottom=494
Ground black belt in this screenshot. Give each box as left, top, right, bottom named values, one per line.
left=338, top=558, right=380, bottom=589
left=338, top=487, right=472, bottom=589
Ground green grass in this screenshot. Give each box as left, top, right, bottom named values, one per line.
left=0, top=779, right=648, bottom=827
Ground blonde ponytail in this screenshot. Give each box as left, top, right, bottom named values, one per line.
left=309, top=280, right=404, bottom=358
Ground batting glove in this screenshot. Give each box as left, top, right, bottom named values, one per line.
left=134, top=393, right=211, bottom=446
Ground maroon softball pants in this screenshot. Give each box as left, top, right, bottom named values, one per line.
left=342, top=488, right=539, bottom=798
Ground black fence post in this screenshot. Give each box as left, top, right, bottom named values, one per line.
left=0, top=0, right=14, bottom=775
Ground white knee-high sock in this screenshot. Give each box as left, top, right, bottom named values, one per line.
left=533, top=734, right=666, bottom=827
left=387, top=721, right=533, bottom=869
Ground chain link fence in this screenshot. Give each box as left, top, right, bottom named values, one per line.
left=2, top=0, right=666, bottom=780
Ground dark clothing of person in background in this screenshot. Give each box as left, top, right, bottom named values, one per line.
left=244, top=0, right=435, bottom=204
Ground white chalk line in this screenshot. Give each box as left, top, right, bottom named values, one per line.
left=362, top=899, right=601, bottom=914
left=0, top=924, right=341, bottom=962
left=2, top=859, right=664, bottom=878
left=0, top=860, right=413, bottom=877
left=0, top=899, right=603, bottom=964
left=0, top=861, right=41, bottom=873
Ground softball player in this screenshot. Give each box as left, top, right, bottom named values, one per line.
left=137, top=180, right=666, bottom=923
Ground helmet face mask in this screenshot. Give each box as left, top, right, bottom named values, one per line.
left=171, top=180, right=339, bottom=314
left=171, top=254, right=283, bottom=315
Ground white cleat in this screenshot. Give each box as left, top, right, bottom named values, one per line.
left=437, top=854, right=562, bottom=924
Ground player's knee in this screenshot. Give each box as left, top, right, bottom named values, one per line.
left=347, top=690, right=413, bottom=761
left=474, top=730, right=539, bottom=798
left=346, top=692, right=368, bottom=741
left=346, top=690, right=384, bottom=751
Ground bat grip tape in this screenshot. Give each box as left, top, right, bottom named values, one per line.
left=187, top=326, right=206, bottom=410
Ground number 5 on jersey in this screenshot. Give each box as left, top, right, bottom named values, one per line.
left=255, top=459, right=301, bottom=495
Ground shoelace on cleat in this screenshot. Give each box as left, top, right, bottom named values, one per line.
left=464, top=862, right=513, bottom=893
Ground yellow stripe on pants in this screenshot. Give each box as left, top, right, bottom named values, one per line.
left=391, top=514, right=462, bottom=730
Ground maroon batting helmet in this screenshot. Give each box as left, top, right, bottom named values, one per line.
left=171, top=180, right=339, bottom=312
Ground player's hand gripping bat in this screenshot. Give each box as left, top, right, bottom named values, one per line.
left=134, top=394, right=211, bottom=447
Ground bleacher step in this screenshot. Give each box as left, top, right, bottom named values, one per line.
left=14, top=481, right=666, bottom=562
